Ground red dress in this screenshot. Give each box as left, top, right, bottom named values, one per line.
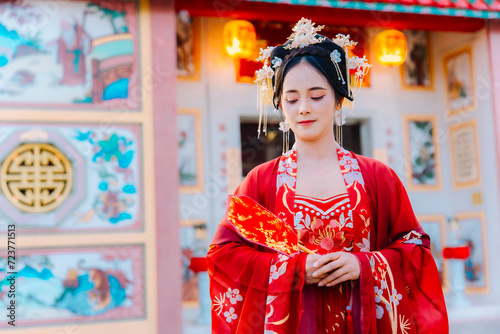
left=295, top=193, right=354, bottom=333
left=208, top=145, right=448, bottom=333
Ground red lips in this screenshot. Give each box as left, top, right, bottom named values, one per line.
left=298, top=120, right=315, bottom=125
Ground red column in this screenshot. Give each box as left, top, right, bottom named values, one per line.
left=488, top=21, right=500, bottom=207
left=151, top=0, right=182, bottom=332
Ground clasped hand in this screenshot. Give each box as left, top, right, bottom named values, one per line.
left=305, top=252, right=360, bottom=287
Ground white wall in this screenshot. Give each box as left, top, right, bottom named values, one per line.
left=177, top=17, right=500, bottom=309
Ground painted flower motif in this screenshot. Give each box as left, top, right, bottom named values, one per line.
left=390, top=289, right=402, bottom=306
left=311, top=218, right=325, bottom=233
left=344, top=171, right=365, bottom=186
left=298, top=229, right=310, bottom=246
left=338, top=145, right=350, bottom=155
left=339, top=155, right=360, bottom=172
left=278, top=159, right=296, bottom=174
left=278, top=254, right=289, bottom=262
left=380, top=279, right=388, bottom=290
left=277, top=173, right=295, bottom=189
left=307, top=219, right=353, bottom=254
left=369, top=256, right=376, bottom=271
left=284, top=157, right=297, bottom=169
left=404, top=238, right=423, bottom=245
left=376, top=304, right=384, bottom=319
left=336, top=230, right=353, bottom=248
left=338, top=212, right=353, bottom=229
left=356, top=237, right=370, bottom=252
left=269, top=261, right=287, bottom=284
left=224, top=307, right=237, bottom=323
left=266, top=295, right=277, bottom=305
left=330, top=49, right=341, bottom=63
left=294, top=211, right=304, bottom=229
left=398, top=230, right=423, bottom=245
left=271, top=56, right=282, bottom=68
left=320, top=238, right=334, bottom=251
left=374, top=286, right=383, bottom=303
left=213, top=292, right=226, bottom=315
left=293, top=211, right=311, bottom=231
left=269, top=264, right=280, bottom=283
left=226, top=288, right=243, bottom=305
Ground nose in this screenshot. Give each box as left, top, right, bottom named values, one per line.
left=299, top=99, right=311, bottom=115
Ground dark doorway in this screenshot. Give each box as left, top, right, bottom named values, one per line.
left=240, top=120, right=363, bottom=176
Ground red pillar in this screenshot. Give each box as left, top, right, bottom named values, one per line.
left=151, top=0, right=182, bottom=332
left=488, top=21, right=500, bottom=206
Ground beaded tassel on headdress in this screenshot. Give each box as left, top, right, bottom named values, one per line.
left=255, top=46, right=275, bottom=138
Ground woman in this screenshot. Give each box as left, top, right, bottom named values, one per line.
left=208, top=18, right=448, bottom=333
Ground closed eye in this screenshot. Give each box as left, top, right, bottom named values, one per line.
left=285, top=100, right=298, bottom=104
left=312, top=96, right=325, bottom=100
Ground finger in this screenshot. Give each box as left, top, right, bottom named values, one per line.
left=313, top=252, right=341, bottom=268
left=312, top=258, right=345, bottom=277
left=326, top=272, right=351, bottom=287
left=318, top=267, right=348, bottom=287
left=306, top=277, right=322, bottom=285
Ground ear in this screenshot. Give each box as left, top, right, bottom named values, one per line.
left=336, top=97, right=345, bottom=110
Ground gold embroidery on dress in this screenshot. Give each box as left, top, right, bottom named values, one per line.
left=226, top=196, right=299, bottom=255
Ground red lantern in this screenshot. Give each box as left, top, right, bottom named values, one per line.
left=374, top=29, right=407, bottom=66
left=223, top=20, right=257, bottom=59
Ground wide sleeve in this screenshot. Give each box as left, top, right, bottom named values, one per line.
left=353, top=158, right=448, bottom=334
left=207, top=161, right=307, bottom=333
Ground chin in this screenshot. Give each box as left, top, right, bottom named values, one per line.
left=295, top=133, right=322, bottom=142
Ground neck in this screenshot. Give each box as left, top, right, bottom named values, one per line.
left=294, top=130, right=338, bottom=162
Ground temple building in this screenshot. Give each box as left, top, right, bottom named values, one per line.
left=0, top=0, right=499, bottom=333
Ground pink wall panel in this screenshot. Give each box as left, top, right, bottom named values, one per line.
left=487, top=21, right=500, bottom=205
left=151, top=0, right=182, bottom=332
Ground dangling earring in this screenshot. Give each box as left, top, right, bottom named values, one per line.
left=279, top=118, right=290, bottom=153
left=335, top=106, right=345, bottom=147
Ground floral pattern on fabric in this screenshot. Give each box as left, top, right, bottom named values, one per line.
left=277, top=157, right=297, bottom=189
left=209, top=141, right=448, bottom=333
left=213, top=286, right=244, bottom=323
left=294, top=194, right=355, bottom=254
left=273, top=144, right=374, bottom=331
left=369, top=252, right=413, bottom=333
left=396, top=230, right=423, bottom=245
left=264, top=255, right=293, bottom=333
left=276, top=144, right=372, bottom=255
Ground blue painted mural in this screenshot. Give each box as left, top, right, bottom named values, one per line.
left=0, top=245, right=144, bottom=326
left=0, top=124, right=142, bottom=232
left=0, top=0, right=138, bottom=108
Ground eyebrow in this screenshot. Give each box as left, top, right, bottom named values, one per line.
left=284, top=87, right=327, bottom=93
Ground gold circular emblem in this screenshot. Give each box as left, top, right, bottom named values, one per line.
left=1, top=143, right=73, bottom=213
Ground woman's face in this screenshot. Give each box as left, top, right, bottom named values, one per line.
left=281, top=61, right=337, bottom=143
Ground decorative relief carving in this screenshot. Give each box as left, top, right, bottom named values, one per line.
left=1, top=143, right=73, bottom=213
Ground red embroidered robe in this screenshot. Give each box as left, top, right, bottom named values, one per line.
left=208, top=146, right=448, bottom=333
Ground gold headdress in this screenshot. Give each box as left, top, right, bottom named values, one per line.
left=254, top=18, right=371, bottom=141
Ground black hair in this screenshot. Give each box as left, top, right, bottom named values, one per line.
left=270, top=35, right=353, bottom=110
